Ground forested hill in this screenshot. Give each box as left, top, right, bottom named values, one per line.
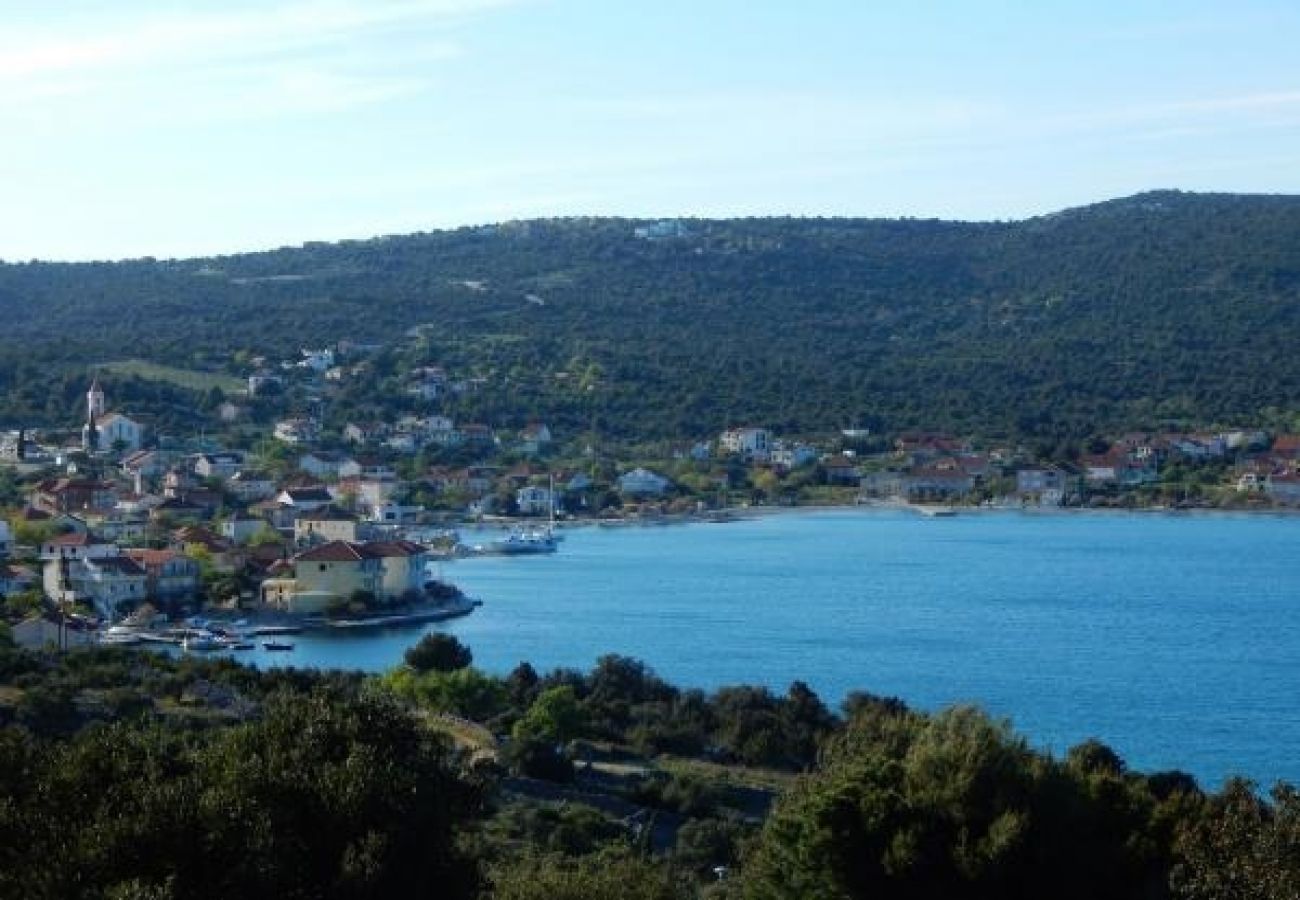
left=2, top=189, right=1299, bottom=442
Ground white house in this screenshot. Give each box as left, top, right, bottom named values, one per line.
left=515, top=485, right=554, bottom=516
left=193, top=451, right=245, bottom=479
left=617, top=468, right=671, bottom=497
left=720, top=427, right=772, bottom=461
left=274, top=417, right=320, bottom=445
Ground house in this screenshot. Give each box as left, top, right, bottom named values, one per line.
left=298, top=348, right=335, bottom=372
left=247, top=371, right=283, bottom=395
left=261, top=541, right=384, bottom=614
left=124, top=549, right=201, bottom=605
left=901, top=465, right=974, bottom=499
left=344, top=422, right=389, bottom=445
left=821, top=455, right=862, bottom=486
left=221, top=513, right=267, bottom=545
left=617, top=468, right=671, bottom=497
left=43, top=552, right=148, bottom=619
left=10, top=616, right=96, bottom=650
left=273, top=417, right=321, bottom=445
left=276, top=486, right=335, bottom=512
left=370, top=501, right=422, bottom=525
left=40, top=531, right=119, bottom=562
left=149, top=495, right=214, bottom=523
left=515, top=485, right=554, bottom=516
left=299, top=451, right=351, bottom=479
left=1, top=563, right=37, bottom=595
left=770, top=443, right=818, bottom=471
left=120, top=449, right=171, bottom=481
left=518, top=422, right=553, bottom=454
left=1016, top=467, right=1069, bottom=496
left=228, top=469, right=276, bottom=502
left=294, top=505, right=361, bottom=546
left=858, top=470, right=905, bottom=499
left=459, top=423, right=495, bottom=448
left=338, top=457, right=395, bottom=481
left=1222, top=429, right=1269, bottom=452
left=216, top=401, right=246, bottom=422
left=366, top=540, right=430, bottom=602
left=719, top=427, right=772, bottom=461
left=1270, top=435, right=1300, bottom=462
left=1265, top=472, right=1300, bottom=505
left=193, top=451, right=245, bottom=480
left=260, top=539, right=431, bottom=613
left=31, top=478, right=117, bottom=515
left=170, top=526, right=241, bottom=572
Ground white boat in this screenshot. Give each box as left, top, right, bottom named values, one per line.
left=479, top=527, right=557, bottom=555
left=181, top=634, right=219, bottom=652
left=100, top=632, right=142, bottom=646
left=915, top=505, right=957, bottom=517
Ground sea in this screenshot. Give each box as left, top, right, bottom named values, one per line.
left=251, top=508, right=1300, bottom=789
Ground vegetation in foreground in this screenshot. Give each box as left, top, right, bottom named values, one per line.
left=0, top=633, right=1296, bottom=899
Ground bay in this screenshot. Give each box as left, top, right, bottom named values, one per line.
left=255, top=508, right=1300, bottom=788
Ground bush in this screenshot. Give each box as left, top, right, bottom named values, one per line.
left=404, top=633, right=473, bottom=673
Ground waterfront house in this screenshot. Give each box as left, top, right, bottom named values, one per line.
left=262, top=540, right=383, bottom=614
left=1265, top=471, right=1300, bottom=505
left=515, top=485, right=554, bottom=517
left=294, top=505, right=361, bottom=546
left=124, top=549, right=201, bottom=605
left=821, top=455, right=862, bottom=486
left=617, top=468, right=671, bottom=497
left=43, top=549, right=147, bottom=619
left=1016, top=467, right=1069, bottom=497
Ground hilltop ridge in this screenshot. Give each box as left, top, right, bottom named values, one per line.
left=1, top=190, right=1298, bottom=441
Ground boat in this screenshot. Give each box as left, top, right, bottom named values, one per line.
left=182, top=634, right=219, bottom=652
left=250, top=624, right=303, bottom=636
left=477, top=527, right=557, bottom=555
left=100, top=632, right=142, bottom=646
left=261, top=641, right=295, bottom=651
left=915, top=505, right=957, bottom=517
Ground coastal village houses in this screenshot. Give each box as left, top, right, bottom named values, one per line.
left=260, top=539, right=429, bottom=614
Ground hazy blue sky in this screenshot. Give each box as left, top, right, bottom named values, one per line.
left=2, top=1, right=1298, bottom=260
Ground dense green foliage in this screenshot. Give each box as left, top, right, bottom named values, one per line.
left=2, top=643, right=1299, bottom=898
left=4, top=191, right=1300, bottom=442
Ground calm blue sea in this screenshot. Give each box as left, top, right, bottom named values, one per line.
left=253, top=509, right=1300, bottom=788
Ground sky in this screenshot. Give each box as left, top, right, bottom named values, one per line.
left=1, top=0, right=1298, bottom=261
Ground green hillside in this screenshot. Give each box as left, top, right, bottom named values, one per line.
left=2, top=190, right=1298, bottom=442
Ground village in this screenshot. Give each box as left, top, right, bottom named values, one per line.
left=2, top=344, right=1300, bottom=647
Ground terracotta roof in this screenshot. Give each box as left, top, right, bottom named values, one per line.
left=364, top=540, right=425, bottom=558
left=126, top=548, right=182, bottom=566
left=295, top=540, right=372, bottom=563
left=47, top=531, right=101, bottom=546
left=297, top=504, right=358, bottom=522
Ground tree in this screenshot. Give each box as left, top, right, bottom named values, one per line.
left=404, top=632, right=473, bottom=673
left=513, top=686, right=584, bottom=745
